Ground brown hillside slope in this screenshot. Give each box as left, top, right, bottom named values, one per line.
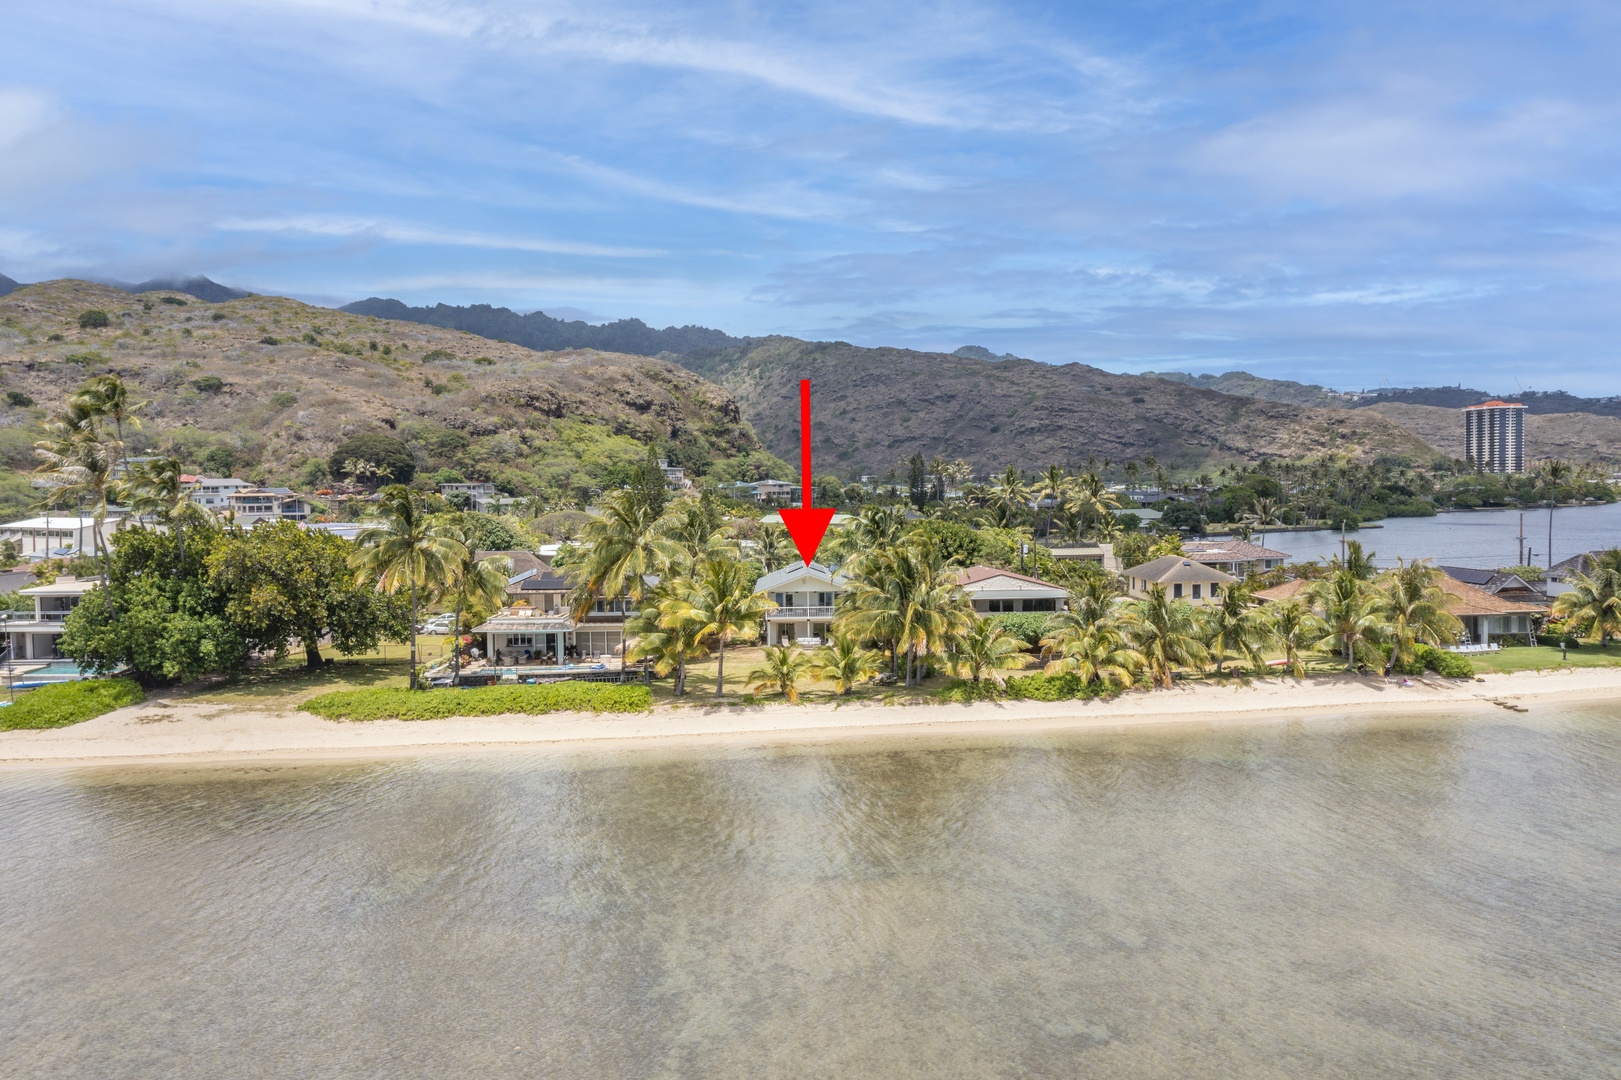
left=1360, top=402, right=1621, bottom=464
left=698, top=338, right=1438, bottom=474
left=0, top=281, right=760, bottom=489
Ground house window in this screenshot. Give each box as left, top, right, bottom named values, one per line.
left=1211, top=584, right=1221, bottom=597
left=1191, top=584, right=1201, bottom=599
left=1173, top=583, right=1183, bottom=599
left=505, top=635, right=534, bottom=648
left=1021, top=598, right=1056, bottom=612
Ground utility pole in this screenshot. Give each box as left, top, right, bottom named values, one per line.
left=1518, top=512, right=1525, bottom=567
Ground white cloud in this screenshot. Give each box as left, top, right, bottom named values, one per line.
left=215, top=214, right=664, bottom=257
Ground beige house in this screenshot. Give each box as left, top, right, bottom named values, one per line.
left=1181, top=539, right=1288, bottom=578
left=956, top=565, right=1069, bottom=615
left=1254, top=575, right=1542, bottom=647
left=1122, top=555, right=1238, bottom=606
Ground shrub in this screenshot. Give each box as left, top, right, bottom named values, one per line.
left=78, top=309, right=111, bottom=328
left=991, top=611, right=1054, bottom=646
left=65, top=352, right=107, bottom=366
left=935, top=679, right=1006, bottom=703
left=259, top=335, right=281, bottom=345
left=269, top=391, right=298, bottom=409
left=0, top=677, right=144, bottom=730
left=329, top=432, right=416, bottom=484
left=212, top=312, right=226, bottom=322
left=1428, top=650, right=1474, bottom=678
left=5, top=391, right=34, bottom=407
left=422, top=348, right=456, bottom=363
left=191, top=376, right=225, bottom=394
left=160, top=296, right=187, bottom=306
left=1002, top=672, right=1112, bottom=701
left=472, top=356, right=495, bottom=365
left=302, top=682, right=652, bottom=721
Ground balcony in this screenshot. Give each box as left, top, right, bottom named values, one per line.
left=769, top=606, right=835, bottom=619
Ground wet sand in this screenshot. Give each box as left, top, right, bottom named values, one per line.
left=3, top=666, right=1618, bottom=769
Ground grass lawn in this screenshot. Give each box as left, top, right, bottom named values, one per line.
left=654, top=645, right=950, bottom=706
left=178, top=637, right=454, bottom=708
left=1466, top=643, right=1621, bottom=674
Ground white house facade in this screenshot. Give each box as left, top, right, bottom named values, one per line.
left=0, top=517, right=116, bottom=561
left=956, top=565, right=1070, bottom=615
left=756, top=561, right=845, bottom=645
left=1, top=575, right=100, bottom=660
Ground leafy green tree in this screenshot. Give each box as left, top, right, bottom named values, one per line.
left=77, top=309, right=110, bottom=329
left=630, top=445, right=670, bottom=519
left=352, top=486, right=465, bottom=688
left=433, top=519, right=513, bottom=680
left=328, top=433, right=416, bottom=486
left=208, top=521, right=410, bottom=669
left=58, top=526, right=248, bottom=684
left=748, top=644, right=813, bottom=701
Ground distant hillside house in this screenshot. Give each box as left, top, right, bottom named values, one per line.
left=227, top=488, right=317, bottom=526
left=756, top=561, right=844, bottom=645
left=184, top=475, right=252, bottom=511
left=1464, top=400, right=1526, bottom=474
left=437, top=481, right=497, bottom=505
left=956, top=565, right=1069, bottom=615
left=1048, top=543, right=1119, bottom=572
left=724, top=479, right=800, bottom=505
left=1123, top=556, right=1238, bottom=606
left=0, top=516, right=116, bottom=561
left=1181, top=539, right=1289, bottom=578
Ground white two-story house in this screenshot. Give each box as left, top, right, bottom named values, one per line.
left=756, top=561, right=845, bottom=646
left=2, top=575, right=100, bottom=661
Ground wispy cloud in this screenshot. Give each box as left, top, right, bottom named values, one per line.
left=215, top=215, right=664, bottom=257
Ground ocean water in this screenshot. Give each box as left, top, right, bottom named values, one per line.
left=1277, top=500, right=1621, bottom=569
left=2, top=707, right=1618, bottom=1079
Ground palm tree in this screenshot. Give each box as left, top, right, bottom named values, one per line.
left=1267, top=598, right=1325, bottom=679
left=625, top=587, right=708, bottom=696
left=126, top=456, right=212, bottom=569
left=838, top=537, right=973, bottom=686
left=747, top=644, right=813, bottom=701
left=661, top=557, right=775, bottom=697
left=71, top=374, right=144, bottom=472
left=1551, top=567, right=1621, bottom=647
left=352, top=485, right=465, bottom=689
left=808, top=636, right=883, bottom=695
left=436, top=519, right=513, bottom=682
left=1332, top=539, right=1378, bottom=580
left=1539, top=459, right=1572, bottom=568
left=1064, top=470, right=1119, bottom=538
left=1310, top=570, right=1386, bottom=671
left=1040, top=618, right=1144, bottom=689
left=823, top=504, right=905, bottom=565
left=1377, top=560, right=1462, bottom=674
left=946, top=618, right=1029, bottom=684
left=1050, top=574, right=1118, bottom=633
left=1035, top=465, right=1068, bottom=538
left=1200, top=582, right=1274, bottom=675
left=991, top=468, right=1031, bottom=527
left=34, top=400, right=120, bottom=586
left=1244, top=497, right=1281, bottom=545
left=1118, top=586, right=1208, bottom=688
left=569, top=487, right=680, bottom=617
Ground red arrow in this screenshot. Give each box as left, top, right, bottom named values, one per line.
left=777, top=379, right=835, bottom=566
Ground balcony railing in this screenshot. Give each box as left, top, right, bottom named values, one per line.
left=770, top=606, right=835, bottom=619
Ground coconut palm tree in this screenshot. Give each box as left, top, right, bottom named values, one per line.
left=1244, top=497, right=1281, bottom=545
left=71, top=374, right=144, bottom=472
left=1118, top=586, right=1208, bottom=688
left=824, top=504, right=905, bottom=565
left=569, top=487, right=680, bottom=617
left=1310, top=570, right=1386, bottom=671
left=1377, top=560, right=1462, bottom=674
left=808, top=635, right=883, bottom=695
left=352, top=485, right=465, bottom=689
left=436, top=519, right=513, bottom=682
left=991, top=468, right=1031, bottom=526
left=34, top=400, right=120, bottom=585
left=1331, top=539, right=1378, bottom=580
left=946, top=618, right=1029, bottom=684
left=1040, top=618, right=1144, bottom=689
left=1048, top=574, right=1118, bottom=633
left=126, top=455, right=213, bottom=569
left=1551, top=567, right=1621, bottom=647
left=747, top=644, right=813, bottom=701
left=1267, top=598, right=1325, bottom=679
left=1064, top=470, right=1120, bottom=538
left=1539, top=459, right=1573, bottom=568
left=661, top=556, right=776, bottom=697
left=838, top=537, right=973, bottom=686
left=625, top=587, right=708, bottom=696
left=1200, top=582, right=1274, bottom=675
left=1035, top=465, right=1068, bottom=538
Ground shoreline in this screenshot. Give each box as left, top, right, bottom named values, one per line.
left=3, top=667, right=1618, bottom=771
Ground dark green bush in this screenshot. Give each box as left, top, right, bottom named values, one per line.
left=5, top=391, right=34, bottom=407
left=990, top=611, right=1053, bottom=646
left=78, top=309, right=110, bottom=328
left=0, top=678, right=144, bottom=730
left=160, top=296, right=187, bottom=306
left=259, top=335, right=280, bottom=345
left=191, top=376, right=225, bottom=394
left=302, top=682, right=652, bottom=721
left=1003, top=672, right=1111, bottom=701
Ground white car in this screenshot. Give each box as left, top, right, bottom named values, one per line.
left=421, top=616, right=455, bottom=634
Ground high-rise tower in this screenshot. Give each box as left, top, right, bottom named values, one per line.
left=1463, top=401, right=1526, bottom=473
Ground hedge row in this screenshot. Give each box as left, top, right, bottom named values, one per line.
left=1387, top=643, right=1475, bottom=678
left=0, top=677, right=145, bottom=730
left=936, top=673, right=1116, bottom=703
left=302, top=682, right=652, bottom=721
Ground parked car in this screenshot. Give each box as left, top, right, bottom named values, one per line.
left=420, top=615, right=454, bottom=634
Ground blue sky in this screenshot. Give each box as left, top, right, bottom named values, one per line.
left=3, top=0, right=1620, bottom=392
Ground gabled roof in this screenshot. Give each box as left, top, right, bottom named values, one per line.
left=1123, top=556, right=1239, bottom=585
left=755, top=560, right=845, bottom=592
left=1182, top=539, right=1290, bottom=561
left=1439, top=565, right=1540, bottom=595
left=955, top=565, right=1068, bottom=594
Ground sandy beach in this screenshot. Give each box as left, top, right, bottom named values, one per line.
left=2, top=667, right=1617, bottom=769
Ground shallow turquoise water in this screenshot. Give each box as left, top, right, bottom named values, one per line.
left=1, top=706, right=1618, bottom=1078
